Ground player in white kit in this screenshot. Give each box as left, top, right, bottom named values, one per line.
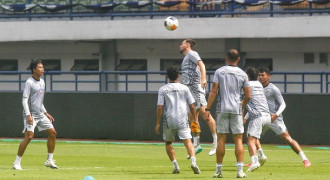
left=155, top=66, right=201, bottom=174
left=206, top=49, right=251, bottom=178
left=180, top=39, right=217, bottom=156
left=243, top=67, right=271, bottom=172
left=257, top=68, right=311, bottom=167
left=12, top=60, right=58, bottom=170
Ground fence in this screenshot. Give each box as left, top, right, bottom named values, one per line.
left=0, top=0, right=329, bottom=20
left=0, top=71, right=329, bottom=93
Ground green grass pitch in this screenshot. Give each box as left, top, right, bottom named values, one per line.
left=0, top=139, right=329, bottom=179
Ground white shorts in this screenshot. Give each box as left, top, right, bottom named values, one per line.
left=247, top=114, right=271, bottom=139
left=163, top=127, right=192, bottom=142
left=187, top=84, right=207, bottom=110
left=22, top=115, right=54, bottom=133
left=269, top=116, right=287, bottom=135
left=216, top=113, right=244, bottom=134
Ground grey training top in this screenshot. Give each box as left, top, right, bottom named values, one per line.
left=23, top=77, right=46, bottom=118
left=246, top=81, right=270, bottom=119
left=157, top=82, right=195, bottom=129
left=213, top=65, right=250, bottom=114
left=181, top=50, right=201, bottom=85
left=263, top=83, right=286, bottom=117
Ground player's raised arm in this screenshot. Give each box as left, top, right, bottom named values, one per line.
left=197, top=60, right=207, bottom=89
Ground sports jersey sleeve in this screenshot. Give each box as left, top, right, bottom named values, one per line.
left=157, top=88, right=165, bottom=105
left=273, top=86, right=286, bottom=116
left=22, top=81, right=31, bottom=115
left=243, top=74, right=250, bottom=87
left=213, top=70, right=219, bottom=83
left=41, top=104, right=47, bottom=114
left=189, top=51, right=201, bottom=64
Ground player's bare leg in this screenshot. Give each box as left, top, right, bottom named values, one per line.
left=233, top=133, right=247, bottom=178
left=183, top=139, right=201, bottom=174
left=13, top=131, right=34, bottom=170
left=189, top=113, right=202, bottom=156
left=17, top=131, right=34, bottom=156
left=46, top=128, right=57, bottom=153
left=166, top=141, right=180, bottom=173
left=280, top=131, right=311, bottom=167
left=213, top=133, right=226, bottom=178
left=44, top=128, right=58, bottom=169
left=246, top=136, right=261, bottom=172
left=199, top=106, right=217, bottom=156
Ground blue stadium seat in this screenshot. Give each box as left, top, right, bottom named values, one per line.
left=31, top=0, right=47, bottom=13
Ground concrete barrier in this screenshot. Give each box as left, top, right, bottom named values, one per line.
left=0, top=93, right=328, bottom=145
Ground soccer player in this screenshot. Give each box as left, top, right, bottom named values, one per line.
left=244, top=67, right=271, bottom=172
left=155, top=66, right=201, bottom=174
left=257, top=68, right=311, bottom=167
left=206, top=49, right=251, bottom=178
left=12, top=60, right=58, bottom=170
left=179, top=39, right=217, bottom=156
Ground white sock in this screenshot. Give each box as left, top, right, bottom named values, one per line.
left=237, top=162, right=244, bottom=172
left=212, top=133, right=217, bottom=145
left=298, top=151, right=308, bottom=161
left=190, top=156, right=197, bottom=166
left=172, top=160, right=179, bottom=169
left=216, top=163, right=222, bottom=174
left=193, top=136, right=200, bottom=147
left=258, top=148, right=265, bottom=157
left=251, top=155, right=258, bottom=164
left=14, top=155, right=22, bottom=164
left=47, top=153, right=53, bottom=161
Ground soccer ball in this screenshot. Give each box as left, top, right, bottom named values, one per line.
left=84, top=176, right=95, bottom=180
left=164, top=16, right=179, bottom=31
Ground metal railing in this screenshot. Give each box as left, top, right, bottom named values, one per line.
left=0, top=0, right=329, bottom=20
left=0, top=71, right=329, bottom=93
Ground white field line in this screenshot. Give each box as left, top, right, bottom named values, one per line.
left=0, top=143, right=329, bottom=153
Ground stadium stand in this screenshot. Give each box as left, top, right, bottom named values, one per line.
left=0, top=0, right=329, bottom=19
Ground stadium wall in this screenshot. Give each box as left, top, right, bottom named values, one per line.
left=1, top=38, right=330, bottom=73
left=0, top=93, right=328, bottom=145
left=1, top=17, right=330, bottom=41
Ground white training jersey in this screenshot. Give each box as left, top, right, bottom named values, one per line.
left=246, top=81, right=270, bottom=119
left=157, top=82, right=195, bottom=129
left=23, top=77, right=46, bottom=118
left=213, top=65, right=249, bottom=114
left=181, top=50, right=201, bottom=85
left=263, top=83, right=285, bottom=117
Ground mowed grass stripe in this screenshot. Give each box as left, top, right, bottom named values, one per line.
left=0, top=141, right=329, bottom=180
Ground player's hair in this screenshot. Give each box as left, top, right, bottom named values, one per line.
left=258, top=67, right=270, bottom=75
left=246, top=67, right=258, bottom=81
left=184, top=39, right=196, bottom=49
left=227, top=49, right=240, bottom=62
left=166, top=66, right=179, bottom=81
left=30, top=59, right=43, bottom=74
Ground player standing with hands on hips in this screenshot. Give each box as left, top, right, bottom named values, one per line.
left=179, top=39, right=217, bottom=156
left=155, top=66, right=201, bottom=174
left=206, top=49, right=251, bottom=178
left=12, top=60, right=58, bottom=170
